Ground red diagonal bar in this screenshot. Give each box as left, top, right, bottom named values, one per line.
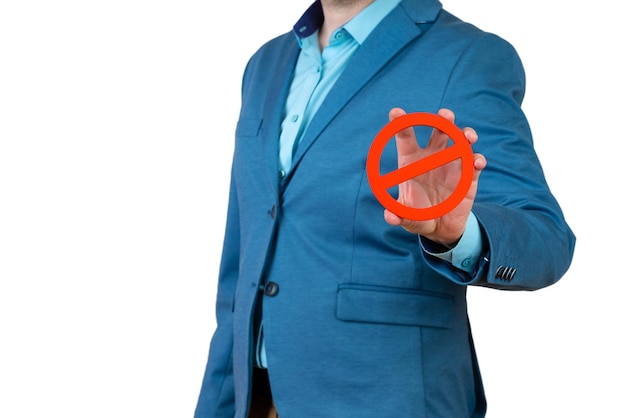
left=378, top=146, right=463, bottom=189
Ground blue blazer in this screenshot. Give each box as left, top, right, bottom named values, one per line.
left=195, top=1, right=575, bottom=417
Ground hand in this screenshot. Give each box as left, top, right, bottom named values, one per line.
left=383, top=108, right=487, bottom=247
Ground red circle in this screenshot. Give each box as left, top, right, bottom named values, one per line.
left=366, top=112, right=474, bottom=221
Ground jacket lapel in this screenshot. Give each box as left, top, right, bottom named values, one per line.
left=284, top=1, right=441, bottom=186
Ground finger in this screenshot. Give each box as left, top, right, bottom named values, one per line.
left=389, top=107, right=421, bottom=157
left=383, top=208, right=403, bottom=227
left=463, top=127, right=478, bottom=145
left=426, top=108, right=456, bottom=150
left=473, top=152, right=487, bottom=172
left=437, top=108, right=455, bottom=121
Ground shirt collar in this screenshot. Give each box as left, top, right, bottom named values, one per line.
left=293, top=0, right=403, bottom=45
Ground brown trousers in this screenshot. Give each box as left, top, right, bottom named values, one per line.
left=248, top=401, right=278, bottom=418
left=248, top=368, right=279, bottom=418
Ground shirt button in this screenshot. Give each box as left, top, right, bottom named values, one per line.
left=461, top=258, right=472, bottom=267
left=264, top=282, right=279, bottom=297
left=291, top=114, right=299, bottom=123
left=278, top=169, right=286, bottom=179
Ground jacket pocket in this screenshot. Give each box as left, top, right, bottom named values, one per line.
left=336, top=284, right=454, bottom=329
left=235, top=117, right=263, bottom=138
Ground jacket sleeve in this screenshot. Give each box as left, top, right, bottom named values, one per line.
left=424, top=31, right=576, bottom=290
left=194, top=166, right=240, bottom=418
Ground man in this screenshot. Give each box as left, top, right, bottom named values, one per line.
left=195, top=0, right=576, bottom=416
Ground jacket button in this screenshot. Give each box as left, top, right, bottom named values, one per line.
left=264, top=282, right=279, bottom=297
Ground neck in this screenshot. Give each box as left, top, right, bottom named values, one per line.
left=318, top=0, right=375, bottom=50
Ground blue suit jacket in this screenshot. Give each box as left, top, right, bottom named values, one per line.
left=195, top=1, right=575, bottom=417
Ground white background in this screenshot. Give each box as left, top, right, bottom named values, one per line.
left=1, top=1, right=623, bottom=417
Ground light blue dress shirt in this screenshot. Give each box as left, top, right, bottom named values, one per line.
left=279, top=0, right=403, bottom=175
left=257, top=0, right=483, bottom=369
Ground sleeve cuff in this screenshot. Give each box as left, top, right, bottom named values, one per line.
left=420, top=211, right=484, bottom=274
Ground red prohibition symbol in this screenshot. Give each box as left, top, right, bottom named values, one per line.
left=366, top=112, right=474, bottom=221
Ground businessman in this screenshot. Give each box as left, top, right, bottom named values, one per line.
left=195, top=0, right=576, bottom=416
